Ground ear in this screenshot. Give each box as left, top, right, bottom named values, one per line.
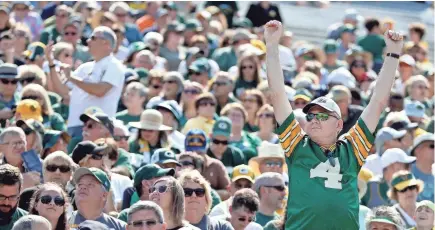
left=229, top=205, right=233, bottom=214
left=162, top=222, right=167, bottom=230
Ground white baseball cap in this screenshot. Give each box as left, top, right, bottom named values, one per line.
left=302, top=96, right=342, bottom=118
left=399, top=54, right=416, bottom=67
left=381, top=148, right=416, bottom=169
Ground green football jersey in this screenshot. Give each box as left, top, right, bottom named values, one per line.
left=277, top=112, right=374, bottom=230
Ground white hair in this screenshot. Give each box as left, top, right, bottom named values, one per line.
left=12, top=215, right=52, bottom=230
left=93, top=26, right=117, bottom=50
left=113, top=119, right=130, bottom=136
left=144, top=32, right=163, bottom=45
left=109, top=2, right=130, bottom=13
left=383, top=111, right=410, bottom=127
left=136, top=50, right=156, bottom=65
left=0, top=127, right=25, bottom=145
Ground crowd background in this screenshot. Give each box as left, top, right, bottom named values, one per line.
left=0, top=1, right=434, bottom=230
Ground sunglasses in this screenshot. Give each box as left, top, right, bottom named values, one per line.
left=21, top=95, right=40, bottom=101
left=64, top=32, right=77, bottom=36
left=20, top=77, right=36, bottom=84
left=306, top=112, right=338, bottom=122
left=56, top=14, right=68, bottom=18
left=265, top=161, right=283, bottom=168
left=113, top=135, right=129, bottom=141
left=90, top=35, right=106, bottom=41
left=46, top=165, right=71, bottom=173
left=212, top=139, right=228, bottom=145
left=214, top=81, right=229, bottom=87
left=85, top=122, right=98, bottom=129
left=150, top=185, right=171, bottom=194
left=90, top=154, right=104, bottom=160
left=164, top=80, right=176, bottom=84
left=189, top=71, right=202, bottom=76
left=391, top=95, right=403, bottom=100
left=151, top=84, right=162, bottom=89
left=265, top=185, right=286, bottom=192
left=40, top=195, right=65, bottom=206
left=1, top=79, right=18, bottom=85
left=243, top=98, right=257, bottom=103
left=199, top=101, right=216, bottom=107
left=184, top=89, right=200, bottom=95
left=183, top=188, right=206, bottom=197
left=180, top=161, right=194, bottom=167
left=241, top=65, right=254, bottom=70
left=429, top=144, right=434, bottom=149
left=129, top=220, right=159, bottom=228
left=398, top=185, right=418, bottom=193
left=238, top=217, right=255, bottom=222
left=259, top=113, right=274, bottom=119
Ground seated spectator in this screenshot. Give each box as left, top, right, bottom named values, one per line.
left=182, top=93, right=217, bottom=136
left=126, top=201, right=167, bottom=230
left=212, top=29, right=252, bottom=72
left=226, top=188, right=260, bottom=230
left=16, top=119, right=45, bottom=156
left=233, top=53, right=263, bottom=99
left=209, top=72, right=238, bottom=115
left=147, top=71, right=184, bottom=107
left=150, top=148, right=180, bottom=171
left=366, top=206, right=404, bottom=230
left=116, top=82, right=147, bottom=126
left=159, top=21, right=186, bottom=71
left=112, top=120, right=130, bottom=151
left=29, top=183, right=70, bottom=230
left=0, top=64, right=20, bottom=121
left=409, top=133, right=434, bottom=202
left=411, top=200, right=434, bottom=230
left=155, top=100, right=185, bottom=152
left=188, top=57, right=212, bottom=88
left=39, top=5, right=72, bottom=45
left=323, top=39, right=347, bottom=73
left=179, top=81, right=205, bottom=126
left=41, top=130, right=70, bottom=159
left=12, top=215, right=52, bottom=230
left=241, top=89, right=265, bottom=132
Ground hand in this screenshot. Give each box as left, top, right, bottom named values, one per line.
left=22, top=172, right=41, bottom=189
left=45, top=41, right=54, bottom=63
left=384, top=30, right=404, bottom=54
left=264, top=20, right=283, bottom=46
left=60, top=63, right=72, bottom=81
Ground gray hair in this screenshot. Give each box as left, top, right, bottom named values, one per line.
left=113, top=119, right=130, bottom=136
left=12, top=215, right=52, bottom=230
left=366, top=206, right=404, bottom=230
left=109, top=2, right=130, bottom=13
left=43, top=151, right=78, bottom=173
left=0, top=127, right=25, bottom=145
left=136, top=50, right=156, bottom=66
left=125, top=82, right=148, bottom=98
left=93, top=26, right=117, bottom=50
left=127, top=201, right=165, bottom=223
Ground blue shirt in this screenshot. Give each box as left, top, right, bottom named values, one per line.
left=412, top=163, right=434, bottom=202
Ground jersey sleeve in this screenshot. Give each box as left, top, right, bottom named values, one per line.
left=341, top=118, right=375, bottom=166
left=276, top=112, right=305, bottom=158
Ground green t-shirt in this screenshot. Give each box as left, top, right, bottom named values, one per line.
left=357, top=34, right=386, bottom=62
left=255, top=212, right=280, bottom=226
left=324, top=60, right=347, bottom=73
left=206, top=146, right=245, bottom=173
left=53, top=103, right=69, bottom=122
left=211, top=46, right=237, bottom=72
left=118, top=208, right=129, bottom=222
left=40, top=26, right=60, bottom=45
left=0, top=208, right=28, bottom=230
left=48, top=91, right=62, bottom=108
left=243, top=123, right=259, bottom=132
left=277, top=112, right=374, bottom=230
left=113, top=148, right=135, bottom=178
left=43, top=113, right=67, bottom=132
left=230, top=131, right=260, bottom=162
left=234, top=78, right=259, bottom=99
left=115, top=110, right=141, bottom=126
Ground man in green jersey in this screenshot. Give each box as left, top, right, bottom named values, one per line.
left=264, top=20, right=404, bottom=230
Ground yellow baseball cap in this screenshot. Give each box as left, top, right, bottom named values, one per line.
left=16, top=99, right=43, bottom=122
left=232, top=165, right=255, bottom=183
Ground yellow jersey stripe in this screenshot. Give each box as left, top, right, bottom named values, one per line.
left=279, top=119, right=297, bottom=139
left=346, top=134, right=365, bottom=165
left=355, top=125, right=371, bottom=152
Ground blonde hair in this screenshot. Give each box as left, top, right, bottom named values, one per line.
left=405, top=75, right=429, bottom=96
left=53, top=42, right=74, bottom=60
left=255, top=104, right=276, bottom=127
left=21, top=84, right=54, bottom=115
left=153, top=177, right=185, bottom=224
left=220, top=102, right=248, bottom=123
left=236, top=53, right=262, bottom=86
left=43, top=151, right=78, bottom=174
left=17, top=64, right=47, bottom=86
left=178, top=170, right=213, bottom=213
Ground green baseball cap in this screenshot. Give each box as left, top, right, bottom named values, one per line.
left=73, top=167, right=111, bottom=191
left=43, top=130, right=70, bottom=150
left=233, top=17, right=253, bottom=29
left=212, top=117, right=232, bottom=138
left=16, top=119, right=45, bottom=136
left=128, top=42, right=146, bottom=56
left=133, top=164, right=175, bottom=187
left=324, top=39, right=338, bottom=54
left=293, top=88, right=313, bottom=102
left=166, top=21, right=185, bottom=33
left=184, top=18, right=203, bottom=32
left=24, top=42, right=46, bottom=61
left=150, top=148, right=180, bottom=166
left=189, top=57, right=211, bottom=76
left=341, top=24, right=355, bottom=34
left=135, top=68, right=149, bottom=81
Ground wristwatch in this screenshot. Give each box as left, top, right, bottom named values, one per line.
left=386, top=53, right=400, bottom=59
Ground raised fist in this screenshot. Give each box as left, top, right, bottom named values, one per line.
left=384, top=30, right=404, bottom=54
left=264, top=20, right=283, bottom=46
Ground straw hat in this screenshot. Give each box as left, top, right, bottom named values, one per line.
left=130, top=109, right=172, bottom=131
left=248, top=141, right=286, bottom=176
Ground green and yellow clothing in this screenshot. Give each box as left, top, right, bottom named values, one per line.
left=115, top=110, right=141, bottom=126
left=230, top=131, right=261, bottom=162
left=361, top=177, right=391, bottom=209
left=277, top=112, right=374, bottom=230
left=255, top=212, right=280, bottom=226
left=206, top=146, right=245, bottom=174
left=243, top=123, right=259, bottom=132
left=39, top=25, right=61, bottom=45
left=0, top=208, right=27, bottom=230
left=48, top=91, right=62, bottom=108
left=42, top=113, right=67, bottom=131
left=182, top=116, right=215, bottom=137
left=53, top=102, right=69, bottom=122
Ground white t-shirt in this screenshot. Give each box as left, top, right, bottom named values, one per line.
left=111, top=173, right=133, bottom=205
left=67, top=54, right=125, bottom=127
left=209, top=198, right=231, bottom=217
left=114, top=46, right=129, bottom=62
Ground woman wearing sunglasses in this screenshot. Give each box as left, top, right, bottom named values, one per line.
left=387, top=170, right=424, bottom=229
left=180, top=81, right=204, bottom=127
left=16, top=118, right=45, bottom=156
left=179, top=170, right=233, bottom=230
left=29, top=183, right=70, bottom=230
left=149, top=177, right=197, bottom=230
left=241, top=89, right=266, bottom=132
left=233, top=53, right=263, bottom=99
left=253, top=104, right=279, bottom=144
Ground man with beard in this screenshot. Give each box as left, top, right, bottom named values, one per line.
left=0, top=164, right=27, bottom=230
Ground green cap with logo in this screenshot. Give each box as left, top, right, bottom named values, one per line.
left=73, top=167, right=111, bottom=191
left=324, top=39, right=338, bottom=54
left=133, top=164, right=175, bottom=187
left=24, top=42, right=46, bottom=61
left=184, top=18, right=203, bottom=32
left=212, top=117, right=232, bottom=138
left=150, top=148, right=180, bottom=166
left=16, top=119, right=45, bottom=136
left=341, top=24, right=355, bottom=34
left=189, top=57, right=211, bottom=77
left=43, top=130, right=70, bottom=150
left=293, top=88, right=313, bottom=102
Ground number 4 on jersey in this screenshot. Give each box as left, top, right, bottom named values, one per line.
left=310, top=158, right=343, bottom=189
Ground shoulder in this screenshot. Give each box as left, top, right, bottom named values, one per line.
left=116, top=110, right=129, bottom=117
left=104, top=213, right=127, bottom=226
left=42, top=25, right=55, bottom=33
left=213, top=47, right=232, bottom=56
left=210, top=217, right=234, bottom=230
left=349, top=104, right=364, bottom=112
left=16, top=207, right=28, bottom=216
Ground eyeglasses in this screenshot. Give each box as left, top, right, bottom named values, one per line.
left=151, top=84, right=162, bottom=89
left=46, top=165, right=71, bottom=173
left=0, top=79, right=18, bottom=85
left=56, top=14, right=68, bottom=18
left=306, top=112, right=339, bottom=122
left=150, top=185, right=171, bottom=194
left=129, top=220, right=160, bottom=228
left=189, top=71, right=202, bottom=76
left=265, top=185, right=286, bottom=192
left=259, top=113, right=274, bottom=119
left=0, top=194, right=19, bottom=201
left=198, top=101, right=216, bottom=107
left=391, top=95, right=404, bottom=100
left=264, top=161, right=283, bottom=168
left=114, top=136, right=129, bottom=141
left=64, top=31, right=77, bottom=36
left=21, top=95, right=40, bottom=101
left=214, top=81, right=229, bottom=87
left=22, top=128, right=33, bottom=135
left=90, top=154, right=104, bottom=160
left=2, top=140, right=26, bottom=148
left=184, top=89, right=200, bottom=95
left=40, top=195, right=65, bottom=206
left=241, top=65, right=254, bottom=70
left=212, top=139, right=228, bottom=145
left=242, top=98, right=257, bottom=103
left=20, top=77, right=36, bottom=84
left=164, top=80, right=176, bottom=84
left=429, top=144, right=434, bottom=149
left=183, top=188, right=206, bottom=197
left=238, top=217, right=255, bottom=222
left=180, top=161, right=194, bottom=167
left=398, top=185, right=418, bottom=193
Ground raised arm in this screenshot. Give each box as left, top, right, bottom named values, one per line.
left=264, top=21, right=293, bottom=125
left=361, top=31, right=404, bottom=133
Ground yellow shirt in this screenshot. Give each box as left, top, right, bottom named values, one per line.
left=182, top=116, right=215, bottom=136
